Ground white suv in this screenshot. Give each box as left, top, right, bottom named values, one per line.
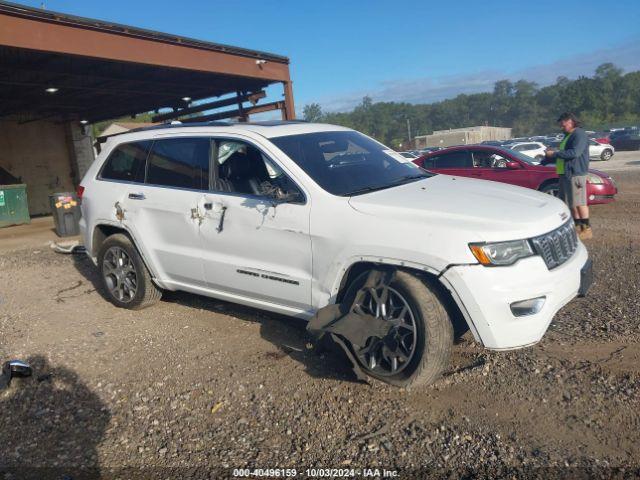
left=504, top=141, right=547, bottom=162
left=79, top=121, right=592, bottom=387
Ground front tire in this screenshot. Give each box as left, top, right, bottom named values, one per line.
left=540, top=181, right=560, bottom=197
left=97, top=233, right=162, bottom=310
left=600, top=149, right=613, bottom=161
left=344, top=271, right=453, bottom=387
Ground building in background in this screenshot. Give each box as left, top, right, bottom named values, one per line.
left=415, top=126, right=512, bottom=149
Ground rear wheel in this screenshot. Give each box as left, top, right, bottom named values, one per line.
left=540, top=181, right=560, bottom=197
left=344, top=271, right=453, bottom=387
left=600, top=149, right=613, bottom=161
left=97, top=233, right=161, bottom=310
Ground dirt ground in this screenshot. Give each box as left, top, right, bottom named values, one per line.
left=1, top=172, right=639, bottom=480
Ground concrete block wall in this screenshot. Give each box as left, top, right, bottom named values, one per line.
left=0, top=119, right=94, bottom=216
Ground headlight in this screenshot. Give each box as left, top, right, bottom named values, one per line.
left=469, top=239, right=534, bottom=266
left=587, top=173, right=604, bottom=184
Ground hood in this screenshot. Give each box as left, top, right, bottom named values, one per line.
left=348, top=174, right=570, bottom=242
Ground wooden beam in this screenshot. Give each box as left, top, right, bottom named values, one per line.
left=283, top=81, right=296, bottom=120
left=0, top=13, right=292, bottom=82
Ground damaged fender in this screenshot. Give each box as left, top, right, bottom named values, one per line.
left=307, top=268, right=397, bottom=380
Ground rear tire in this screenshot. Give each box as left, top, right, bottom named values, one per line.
left=600, top=149, right=612, bottom=161
left=97, top=233, right=162, bottom=310
left=344, top=270, right=453, bottom=387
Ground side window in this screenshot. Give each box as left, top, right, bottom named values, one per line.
left=434, top=151, right=472, bottom=169
left=471, top=150, right=509, bottom=169
left=100, top=141, right=151, bottom=182
left=214, top=139, right=303, bottom=202
left=146, top=137, right=210, bottom=190
left=512, top=145, right=524, bottom=151
left=421, top=156, right=436, bottom=169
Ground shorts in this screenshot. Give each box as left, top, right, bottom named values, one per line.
left=559, top=174, right=587, bottom=208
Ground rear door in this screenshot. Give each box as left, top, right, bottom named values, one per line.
left=121, top=136, right=211, bottom=287
left=422, top=150, right=473, bottom=177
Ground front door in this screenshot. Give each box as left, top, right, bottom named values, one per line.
left=199, top=138, right=313, bottom=312
left=469, top=149, right=535, bottom=189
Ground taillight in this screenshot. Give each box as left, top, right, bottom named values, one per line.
left=76, top=185, right=85, bottom=200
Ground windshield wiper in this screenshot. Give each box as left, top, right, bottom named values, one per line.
left=392, top=174, right=429, bottom=184
left=344, top=174, right=429, bottom=197
left=343, top=184, right=394, bottom=196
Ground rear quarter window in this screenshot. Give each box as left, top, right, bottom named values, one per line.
left=100, top=141, right=151, bottom=183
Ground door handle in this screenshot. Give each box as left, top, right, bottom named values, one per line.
left=203, top=202, right=213, bottom=210
left=128, top=193, right=145, bottom=200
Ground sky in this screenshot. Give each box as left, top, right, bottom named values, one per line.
left=14, top=0, right=640, bottom=114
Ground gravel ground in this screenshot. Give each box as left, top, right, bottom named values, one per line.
left=0, top=172, right=639, bottom=480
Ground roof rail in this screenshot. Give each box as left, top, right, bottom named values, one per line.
left=96, top=120, right=232, bottom=143
left=95, top=119, right=312, bottom=144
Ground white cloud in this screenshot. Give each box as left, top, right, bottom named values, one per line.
left=315, top=38, right=640, bottom=112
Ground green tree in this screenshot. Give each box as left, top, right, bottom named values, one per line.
left=302, top=103, right=324, bottom=122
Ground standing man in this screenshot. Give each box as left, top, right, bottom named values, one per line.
left=544, top=112, right=592, bottom=240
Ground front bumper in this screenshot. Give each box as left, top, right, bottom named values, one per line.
left=440, top=242, right=589, bottom=350
left=587, top=183, right=617, bottom=205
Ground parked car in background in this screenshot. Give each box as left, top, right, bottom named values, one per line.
left=610, top=131, right=640, bottom=151
left=588, top=139, right=614, bottom=161
left=79, top=121, right=592, bottom=387
left=419, top=146, right=443, bottom=154
left=588, top=131, right=611, bottom=145
left=414, top=145, right=617, bottom=205
left=398, top=151, right=419, bottom=159
left=503, top=141, right=547, bottom=161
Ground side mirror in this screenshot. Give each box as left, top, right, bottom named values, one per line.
left=274, top=188, right=302, bottom=204
left=1, top=360, right=33, bottom=386
left=506, top=161, right=521, bottom=169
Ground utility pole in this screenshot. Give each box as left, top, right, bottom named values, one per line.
left=406, top=118, right=412, bottom=147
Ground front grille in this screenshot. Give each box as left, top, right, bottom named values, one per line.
left=530, top=220, right=578, bottom=270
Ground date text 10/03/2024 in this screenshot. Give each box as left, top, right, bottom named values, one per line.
left=232, top=468, right=399, bottom=478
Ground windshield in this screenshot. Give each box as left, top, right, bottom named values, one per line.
left=497, top=147, right=541, bottom=165
left=271, top=130, right=433, bottom=196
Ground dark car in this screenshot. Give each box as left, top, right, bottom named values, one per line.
left=610, top=131, right=640, bottom=151
left=414, top=145, right=617, bottom=205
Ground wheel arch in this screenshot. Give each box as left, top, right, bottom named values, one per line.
left=334, top=260, right=470, bottom=340
left=91, top=223, right=162, bottom=285
left=538, top=177, right=559, bottom=191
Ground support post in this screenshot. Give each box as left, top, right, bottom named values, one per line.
left=283, top=80, right=295, bottom=120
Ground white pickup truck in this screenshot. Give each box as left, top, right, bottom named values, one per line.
left=79, top=121, right=592, bottom=386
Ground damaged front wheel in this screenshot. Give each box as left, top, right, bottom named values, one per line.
left=341, top=271, right=453, bottom=387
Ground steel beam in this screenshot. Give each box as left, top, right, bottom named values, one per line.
left=152, top=91, right=266, bottom=122
left=180, top=101, right=285, bottom=123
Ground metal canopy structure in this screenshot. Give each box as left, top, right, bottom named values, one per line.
left=0, top=1, right=295, bottom=123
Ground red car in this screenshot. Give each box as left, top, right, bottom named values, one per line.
left=413, top=145, right=617, bottom=205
